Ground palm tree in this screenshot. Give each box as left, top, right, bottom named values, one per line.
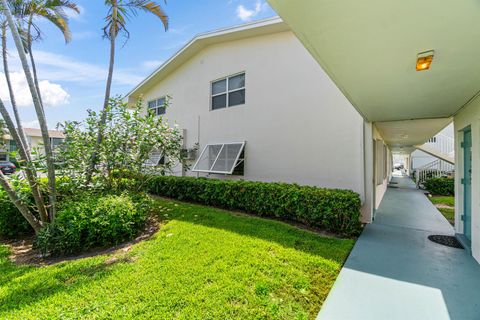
left=20, top=0, right=79, bottom=106
left=1, top=20, right=30, bottom=157
left=0, top=18, right=50, bottom=223
left=86, top=0, right=168, bottom=184
left=0, top=0, right=62, bottom=219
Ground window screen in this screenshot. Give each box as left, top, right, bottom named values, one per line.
left=192, top=142, right=245, bottom=174
left=144, top=150, right=165, bottom=167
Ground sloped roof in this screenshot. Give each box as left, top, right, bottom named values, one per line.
left=127, top=17, right=287, bottom=101
left=23, top=128, right=65, bottom=139
left=3, top=128, right=65, bottom=140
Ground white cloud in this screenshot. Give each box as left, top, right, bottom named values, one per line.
left=142, top=60, right=164, bottom=70
left=236, top=1, right=266, bottom=21
left=32, top=51, right=144, bottom=86
left=38, top=80, right=70, bottom=107
left=66, top=4, right=85, bottom=21
left=0, top=72, right=70, bottom=108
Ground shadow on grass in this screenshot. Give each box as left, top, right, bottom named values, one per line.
left=0, top=245, right=117, bottom=314
left=157, top=199, right=355, bottom=265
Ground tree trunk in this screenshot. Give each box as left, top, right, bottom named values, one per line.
left=2, top=23, right=30, bottom=159
left=0, top=100, right=49, bottom=223
left=86, top=28, right=116, bottom=185
left=1, top=0, right=57, bottom=220
left=27, top=15, right=44, bottom=108
left=0, top=170, right=42, bottom=234
left=1, top=23, right=49, bottom=223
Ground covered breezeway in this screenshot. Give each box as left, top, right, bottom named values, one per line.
left=317, top=173, right=480, bottom=319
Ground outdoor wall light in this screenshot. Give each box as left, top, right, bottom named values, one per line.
left=416, top=50, right=434, bottom=71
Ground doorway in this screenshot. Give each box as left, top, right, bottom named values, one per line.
left=463, top=127, right=472, bottom=243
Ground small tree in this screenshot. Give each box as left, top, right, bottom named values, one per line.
left=58, top=97, right=184, bottom=189
left=86, top=0, right=169, bottom=184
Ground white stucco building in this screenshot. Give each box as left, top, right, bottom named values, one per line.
left=127, top=18, right=394, bottom=221
left=1, top=128, right=65, bottom=161
left=267, top=0, right=480, bottom=267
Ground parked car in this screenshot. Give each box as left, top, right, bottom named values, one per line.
left=394, top=163, right=404, bottom=170
left=0, top=161, right=16, bottom=175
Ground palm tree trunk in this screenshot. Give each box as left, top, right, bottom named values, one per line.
left=0, top=99, right=49, bottom=223
left=2, top=23, right=30, bottom=158
left=1, top=23, right=48, bottom=223
left=1, top=0, right=57, bottom=220
left=86, top=30, right=116, bottom=185
left=0, top=170, right=42, bottom=233
left=27, top=15, right=44, bottom=108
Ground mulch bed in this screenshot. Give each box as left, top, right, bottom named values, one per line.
left=1, top=217, right=160, bottom=266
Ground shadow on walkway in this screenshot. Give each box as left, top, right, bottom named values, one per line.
left=317, top=174, right=480, bottom=320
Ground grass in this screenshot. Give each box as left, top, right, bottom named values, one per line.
left=0, top=199, right=354, bottom=319
left=429, top=196, right=455, bottom=225
left=438, top=208, right=455, bottom=224
left=429, top=196, right=455, bottom=207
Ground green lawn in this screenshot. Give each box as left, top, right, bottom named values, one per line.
left=0, top=199, right=354, bottom=319
left=429, top=196, right=455, bottom=225
left=429, top=196, right=455, bottom=207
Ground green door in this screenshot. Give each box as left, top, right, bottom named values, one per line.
left=463, top=128, right=472, bottom=242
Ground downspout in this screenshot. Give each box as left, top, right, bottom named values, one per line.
left=196, top=115, right=200, bottom=178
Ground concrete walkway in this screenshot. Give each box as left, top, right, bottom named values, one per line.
left=317, top=173, right=480, bottom=320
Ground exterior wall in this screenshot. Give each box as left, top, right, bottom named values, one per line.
left=410, top=123, right=454, bottom=170
left=454, top=101, right=480, bottom=263
left=29, top=136, right=43, bottom=150
left=136, top=31, right=366, bottom=201
left=373, top=125, right=392, bottom=210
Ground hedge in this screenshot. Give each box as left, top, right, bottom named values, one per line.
left=144, top=176, right=362, bottom=236
left=424, top=177, right=455, bottom=196
left=0, top=189, right=33, bottom=239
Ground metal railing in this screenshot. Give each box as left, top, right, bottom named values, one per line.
left=415, top=159, right=454, bottom=188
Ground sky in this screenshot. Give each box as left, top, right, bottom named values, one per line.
left=1, top=0, right=277, bottom=129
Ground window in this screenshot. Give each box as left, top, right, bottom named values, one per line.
left=383, top=144, right=388, bottom=179
left=375, top=140, right=384, bottom=185
left=9, top=140, right=17, bottom=152
left=211, top=73, right=245, bottom=110
left=50, top=138, right=64, bottom=149
left=192, top=142, right=245, bottom=174
left=148, top=97, right=167, bottom=116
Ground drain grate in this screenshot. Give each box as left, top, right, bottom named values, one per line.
left=428, top=235, right=464, bottom=249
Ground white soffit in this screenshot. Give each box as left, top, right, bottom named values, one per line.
left=375, top=118, right=452, bottom=152
left=268, top=0, right=480, bottom=122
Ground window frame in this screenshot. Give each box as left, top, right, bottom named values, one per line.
left=50, top=137, right=64, bottom=149
left=192, top=142, right=246, bottom=174
left=210, top=72, right=246, bottom=111
left=148, top=96, right=167, bottom=116
left=144, top=150, right=166, bottom=167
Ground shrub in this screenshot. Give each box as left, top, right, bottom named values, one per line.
left=0, top=189, right=33, bottom=238
left=35, top=192, right=152, bottom=256
left=144, top=176, right=362, bottom=236
left=424, top=177, right=454, bottom=196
